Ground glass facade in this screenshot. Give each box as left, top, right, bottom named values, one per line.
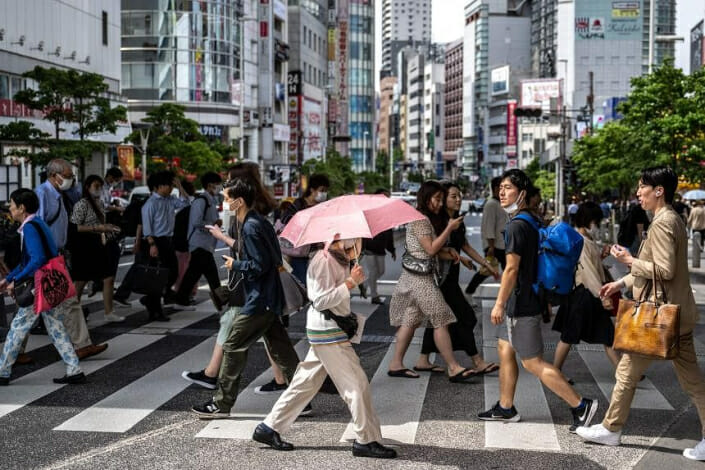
left=349, top=0, right=375, bottom=170
left=120, top=0, right=241, bottom=103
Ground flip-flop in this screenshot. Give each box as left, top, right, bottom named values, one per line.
left=449, top=368, right=477, bottom=383
left=413, top=365, right=445, bottom=373
left=387, top=369, right=420, bottom=379
left=477, top=363, right=500, bottom=375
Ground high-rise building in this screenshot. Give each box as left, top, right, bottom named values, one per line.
left=423, top=59, right=444, bottom=178
left=348, top=0, right=374, bottom=171
left=1, top=0, right=129, bottom=187
left=378, top=76, right=397, bottom=157
left=381, top=0, right=432, bottom=77
left=531, top=0, right=558, bottom=78
left=443, top=39, right=463, bottom=173
left=691, top=20, right=705, bottom=73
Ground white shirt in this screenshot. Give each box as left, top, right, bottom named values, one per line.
left=481, top=198, right=508, bottom=250
left=305, top=249, right=352, bottom=332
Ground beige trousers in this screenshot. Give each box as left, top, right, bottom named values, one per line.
left=264, top=341, right=383, bottom=444
left=56, top=297, right=92, bottom=349
left=603, top=332, right=705, bottom=435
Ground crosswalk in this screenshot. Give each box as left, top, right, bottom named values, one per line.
left=0, top=289, right=695, bottom=455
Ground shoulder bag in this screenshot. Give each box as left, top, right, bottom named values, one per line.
left=321, top=308, right=359, bottom=339
left=613, top=263, right=680, bottom=360
left=401, top=243, right=442, bottom=286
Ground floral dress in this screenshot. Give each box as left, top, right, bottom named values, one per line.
left=389, top=218, right=456, bottom=328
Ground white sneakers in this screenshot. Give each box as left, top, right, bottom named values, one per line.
left=104, top=313, right=125, bottom=323
left=683, top=438, right=705, bottom=461
left=575, top=423, right=622, bottom=446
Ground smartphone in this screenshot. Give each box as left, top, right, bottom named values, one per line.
left=205, top=224, right=216, bottom=230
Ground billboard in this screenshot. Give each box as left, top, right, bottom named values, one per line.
left=521, top=79, right=562, bottom=109
left=575, top=0, right=642, bottom=41
left=491, top=66, right=510, bottom=96
left=117, top=146, right=135, bottom=181
left=506, top=100, right=517, bottom=157
left=691, top=21, right=704, bottom=73
left=302, top=98, right=323, bottom=162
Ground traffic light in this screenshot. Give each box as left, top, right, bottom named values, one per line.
left=514, top=107, right=542, bottom=118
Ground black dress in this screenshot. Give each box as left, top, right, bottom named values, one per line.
left=420, top=222, right=480, bottom=356
left=552, top=285, right=614, bottom=345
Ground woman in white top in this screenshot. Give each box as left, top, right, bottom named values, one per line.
left=254, top=237, right=397, bottom=459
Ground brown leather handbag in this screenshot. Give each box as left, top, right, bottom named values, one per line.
left=613, top=264, right=680, bottom=359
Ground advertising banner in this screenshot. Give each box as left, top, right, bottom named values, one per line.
left=117, top=145, right=135, bottom=181
left=521, top=79, right=562, bottom=109
left=575, top=0, right=642, bottom=41
left=302, top=98, right=323, bottom=162
left=491, top=66, right=510, bottom=96
left=506, top=100, right=517, bottom=157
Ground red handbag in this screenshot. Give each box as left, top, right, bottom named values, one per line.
left=27, top=221, right=76, bottom=313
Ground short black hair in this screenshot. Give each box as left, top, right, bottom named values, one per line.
left=10, top=188, right=39, bottom=214
left=304, top=174, right=330, bottom=196
left=152, top=170, right=175, bottom=189
left=106, top=167, right=123, bottom=180
left=147, top=173, right=157, bottom=191
left=491, top=176, right=502, bottom=192
left=640, top=166, right=677, bottom=203
left=500, top=169, right=532, bottom=192
left=201, top=171, right=222, bottom=188
left=526, top=185, right=541, bottom=201
left=226, top=179, right=256, bottom=207
left=181, top=180, right=195, bottom=197
left=575, top=201, right=603, bottom=229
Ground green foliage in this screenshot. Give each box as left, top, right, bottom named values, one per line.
left=525, top=157, right=556, bottom=199
left=300, top=149, right=357, bottom=196
left=0, top=121, right=49, bottom=141
left=407, top=171, right=424, bottom=183
left=572, top=58, right=705, bottom=193
left=14, top=67, right=73, bottom=139
left=178, top=141, right=227, bottom=179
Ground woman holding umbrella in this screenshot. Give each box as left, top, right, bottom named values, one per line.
left=387, top=180, right=476, bottom=381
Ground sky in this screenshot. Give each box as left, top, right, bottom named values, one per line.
left=374, top=0, right=704, bottom=90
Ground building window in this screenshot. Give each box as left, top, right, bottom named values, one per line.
left=102, top=11, right=109, bottom=46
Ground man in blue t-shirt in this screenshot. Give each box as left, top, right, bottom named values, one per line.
left=478, top=169, right=598, bottom=434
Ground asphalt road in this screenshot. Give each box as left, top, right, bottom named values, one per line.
left=1, top=213, right=704, bottom=469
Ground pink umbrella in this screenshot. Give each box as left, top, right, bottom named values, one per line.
left=280, top=194, right=425, bottom=247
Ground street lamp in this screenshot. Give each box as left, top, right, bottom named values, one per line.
left=363, top=131, right=369, bottom=172
left=238, top=16, right=257, bottom=162
left=137, top=125, right=152, bottom=186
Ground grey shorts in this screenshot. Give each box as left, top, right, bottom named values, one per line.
left=501, top=315, right=544, bottom=359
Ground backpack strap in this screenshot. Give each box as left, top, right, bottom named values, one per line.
left=513, top=212, right=540, bottom=231
left=187, top=194, right=212, bottom=241
left=46, top=197, right=63, bottom=226
left=25, top=220, right=54, bottom=262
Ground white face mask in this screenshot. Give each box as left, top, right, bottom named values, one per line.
left=504, top=191, right=525, bottom=215
left=89, top=188, right=102, bottom=199
left=58, top=175, right=73, bottom=191
left=315, top=191, right=328, bottom=203
left=588, top=224, right=600, bottom=241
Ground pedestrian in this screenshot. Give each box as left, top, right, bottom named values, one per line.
left=70, top=175, right=124, bottom=322
left=673, top=194, right=691, bottom=225
left=171, top=172, right=224, bottom=309
left=280, top=174, right=330, bottom=284
left=361, top=188, right=396, bottom=305
left=568, top=195, right=580, bottom=225
left=170, top=180, right=196, bottom=297
left=577, top=167, right=705, bottom=461
left=466, top=177, right=508, bottom=300
left=191, top=179, right=300, bottom=418
left=387, top=180, right=475, bottom=381
left=687, top=200, right=705, bottom=248
left=415, top=181, right=500, bottom=376
left=478, top=169, right=598, bottom=433
left=252, top=237, right=397, bottom=459
left=35, top=159, right=107, bottom=360
left=617, top=198, right=649, bottom=255
left=0, top=189, right=85, bottom=385
left=139, top=171, right=190, bottom=321
left=552, top=202, right=619, bottom=377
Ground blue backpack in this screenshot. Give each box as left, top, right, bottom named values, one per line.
left=512, top=213, right=584, bottom=301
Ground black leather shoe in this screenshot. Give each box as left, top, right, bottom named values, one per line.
left=53, top=373, right=87, bottom=384
left=252, top=423, right=294, bottom=451
left=352, top=441, right=397, bottom=459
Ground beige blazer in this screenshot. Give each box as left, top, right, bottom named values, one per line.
left=621, top=206, right=697, bottom=334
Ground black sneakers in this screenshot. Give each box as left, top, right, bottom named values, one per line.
left=299, top=403, right=313, bottom=417
left=181, top=370, right=217, bottom=390
left=478, top=401, right=521, bottom=422
left=192, top=399, right=230, bottom=419
left=352, top=441, right=397, bottom=459
left=53, top=373, right=87, bottom=384
left=570, top=398, right=598, bottom=433
left=255, top=379, right=288, bottom=395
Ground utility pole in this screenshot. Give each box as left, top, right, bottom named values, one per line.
left=587, top=71, right=594, bottom=135
left=558, top=104, right=567, bottom=220
left=389, top=136, right=395, bottom=192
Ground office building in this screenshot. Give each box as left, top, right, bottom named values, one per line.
left=443, top=39, right=463, bottom=172
left=381, top=0, right=432, bottom=77
left=378, top=76, right=397, bottom=157
left=348, top=0, right=374, bottom=171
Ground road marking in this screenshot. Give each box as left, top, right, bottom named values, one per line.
left=0, top=334, right=163, bottom=419
left=196, top=339, right=310, bottom=440
left=54, top=337, right=216, bottom=433
left=578, top=350, right=674, bottom=410
left=340, top=339, right=432, bottom=444
left=481, top=300, right=561, bottom=451
left=0, top=334, right=52, bottom=352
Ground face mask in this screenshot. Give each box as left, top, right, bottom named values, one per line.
left=504, top=191, right=525, bottom=215
left=588, top=224, right=600, bottom=241
left=89, top=189, right=102, bottom=199
left=58, top=175, right=73, bottom=191
left=110, top=181, right=120, bottom=189
left=315, top=191, right=328, bottom=203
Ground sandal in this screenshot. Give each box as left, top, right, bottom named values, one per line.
left=477, top=362, right=500, bottom=375
left=413, top=365, right=445, bottom=373
left=387, top=369, right=420, bottom=379
left=449, top=368, right=477, bottom=383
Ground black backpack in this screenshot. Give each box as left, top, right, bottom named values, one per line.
left=121, top=194, right=149, bottom=238
left=173, top=194, right=209, bottom=252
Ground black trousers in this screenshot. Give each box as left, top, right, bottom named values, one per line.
left=142, top=237, right=179, bottom=314
left=465, top=247, right=507, bottom=295
left=175, top=248, right=221, bottom=302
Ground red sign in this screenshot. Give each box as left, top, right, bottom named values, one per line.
left=506, top=100, right=518, bottom=157
left=260, top=21, right=268, bottom=37
left=273, top=183, right=284, bottom=197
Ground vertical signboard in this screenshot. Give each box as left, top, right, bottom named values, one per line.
left=117, top=145, right=135, bottom=180
left=302, top=98, right=323, bottom=161
left=506, top=100, right=517, bottom=157
left=287, top=71, right=302, bottom=164
left=336, top=0, right=349, bottom=142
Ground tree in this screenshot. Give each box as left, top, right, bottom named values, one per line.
left=525, top=157, right=556, bottom=200
left=13, top=67, right=73, bottom=139
left=178, top=141, right=227, bottom=180
left=572, top=58, right=705, bottom=193
left=300, top=149, right=357, bottom=196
